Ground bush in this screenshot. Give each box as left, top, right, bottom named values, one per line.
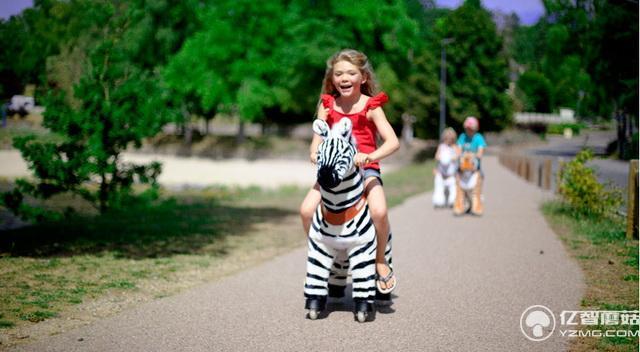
left=558, top=149, right=622, bottom=217
left=546, top=122, right=585, bottom=135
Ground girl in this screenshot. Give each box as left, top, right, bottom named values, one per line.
left=432, top=127, right=458, bottom=207
left=299, top=49, right=399, bottom=294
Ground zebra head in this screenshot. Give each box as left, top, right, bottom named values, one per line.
left=313, top=118, right=357, bottom=190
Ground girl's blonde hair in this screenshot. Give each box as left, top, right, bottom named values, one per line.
left=321, top=49, right=379, bottom=96
left=441, top=127, right=457, bottom=144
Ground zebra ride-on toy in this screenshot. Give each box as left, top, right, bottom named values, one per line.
left=304, top=118, right=379, bottom=323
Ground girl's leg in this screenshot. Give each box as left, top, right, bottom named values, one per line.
left=299, top=183, right=321, bottom=235
left=364, top=177, right=396, bottom=291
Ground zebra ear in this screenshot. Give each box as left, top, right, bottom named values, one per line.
left=334, top=117, right=352, bottom=140
left=313, top=119, right=330, bottom=139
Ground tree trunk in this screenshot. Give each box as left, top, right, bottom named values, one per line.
left=617, top=111, right=626, bottom=159
left=181, top=105, right=192, bottom=145
left=236, top=120, right=245, bottom=144
left=99, top=173, right=108, bottom=213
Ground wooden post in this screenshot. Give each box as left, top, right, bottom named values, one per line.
left=537, top=162, right=543, bottom=187
left=543, top=159, right=552, bottom=190
left=627, top=160, right=638, bottom=239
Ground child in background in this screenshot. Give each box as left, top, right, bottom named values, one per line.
left=300, top=49, right=400, bottom=296
left=432, top=127, right=458, bottom=207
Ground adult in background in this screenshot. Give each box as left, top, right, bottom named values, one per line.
left=454, top=116, right=487, bottom=215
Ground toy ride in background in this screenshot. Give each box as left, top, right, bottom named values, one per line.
left=432, top=151, right=457, bottom=208
left=453, top=152, right=484, bottom=216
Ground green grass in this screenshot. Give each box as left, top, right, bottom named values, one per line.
left=0, top=313, right=14, bottom=328
left=542, top=201, right=639, bottom=351
left=384, top=161, right=436, bottom=208
left=0, top=188, right=299, bottom=331
left=20, top=310, right=57, bottom=322
left=0, top=123, right=64, bottom=149
left=546, top=122, right=587, bottom=136
left=543, top=202, right=629, bottom=244
left=0, top=160, right=435, bottom=335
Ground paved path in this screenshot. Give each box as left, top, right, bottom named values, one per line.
left=0, top=150, right=399, bottom=189
left=11, top=156, right=585, bottom=351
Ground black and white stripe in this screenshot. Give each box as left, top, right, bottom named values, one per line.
left=304, top=119, right=386, bottom=305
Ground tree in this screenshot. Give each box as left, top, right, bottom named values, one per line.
left=3, top=3, right=177, bottom=220
left=512, top=0, right=637, bottom=121
left=435, top=0, right=512, bottom=131
left=516, top=71, right=553, bottom=112
left=402, top=1, right=448, bottom=139
left=0, top=0, right=108, bottom=99
left=588, top=0, right=638, bottom=118
left=164, top=0, right=424, bottom=136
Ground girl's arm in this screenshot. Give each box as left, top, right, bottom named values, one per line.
left=454, top=144, right=461, bottom=157
left=363, top=107, right=400, bottom=163
left=309, top=104, right=329, bottom=164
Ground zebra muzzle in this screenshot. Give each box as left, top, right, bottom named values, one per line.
left=317, top=166, right=340, bottom=189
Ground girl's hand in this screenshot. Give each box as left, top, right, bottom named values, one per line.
left=354, top=153, right=371, bottom=167
left=310, top=152, right=318, bottom=164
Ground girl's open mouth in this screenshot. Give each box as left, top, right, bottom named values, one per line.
left=339, top=84, right=353, bottom=94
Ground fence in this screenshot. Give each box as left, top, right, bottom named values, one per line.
left=498, top=153, right=553, bottom=190
left=498, top=152, right=639, bottom=239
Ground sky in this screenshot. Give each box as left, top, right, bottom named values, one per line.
left=435, top=0, right=545, bottom=25
left=0, top=0, right=32, bottom=20
left=1, top=0, right=545, bottom=24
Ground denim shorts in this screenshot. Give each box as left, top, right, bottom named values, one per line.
left=363, top=168, right=383, bottom=186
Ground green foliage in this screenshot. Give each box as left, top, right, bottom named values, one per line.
left=2, top=3, right=177, bottom=220
left=164, top=0, right=423, bottom=127
left=20, top=310, right=57, bottom=322
left=558, top=149, right=622, bottom=217
left=516, top=71, right=553, bottom=112
left=511, top=0, right=638, bottom=121
left=435, top=0, right=512, bottom=131
left=0, top=0, right=108, bottom=98
left=546, top=122, right=585, bottom=135
left=163, top=0, right=288, bottom=123
left=406, top=51, right=440, bottom=138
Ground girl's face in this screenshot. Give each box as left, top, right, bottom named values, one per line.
left=332, top=60, right=366, bottom=98
left=445, top=134, right=455, bottom=145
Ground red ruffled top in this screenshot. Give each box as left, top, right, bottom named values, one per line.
left=320, top=92, right=389, bottom=171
